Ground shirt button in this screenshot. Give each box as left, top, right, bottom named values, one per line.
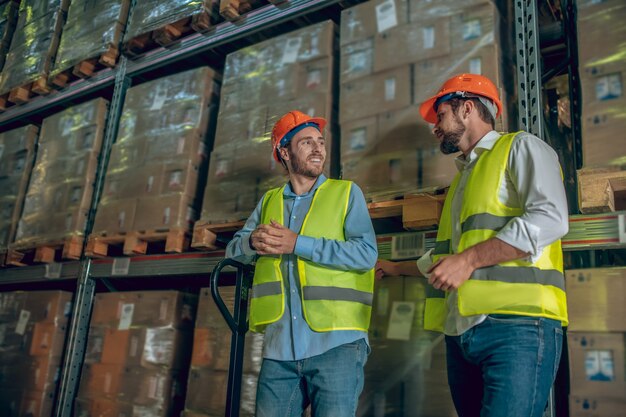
left=292, top=216, right=296, bottom=219
left=292, top=289, right=296, bottom=293
left=293, top=316, right=297, bottom=320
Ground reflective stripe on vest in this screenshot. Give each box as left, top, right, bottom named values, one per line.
left=249, top=179, right=375, bottom=333
left=426, top=132, right=568, bottom=332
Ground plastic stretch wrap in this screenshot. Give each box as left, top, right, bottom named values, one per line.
left=93, top=67, right=219, bottom=236
left=0, top=1, right=20, bottom=71
left=0, top=0, right=68, bottom=93
left=0, top=291, right=72, bottom=416
left=76, top=290, right=198, bottom=417
left=358, top=276, right=456, bottom=416
left=124, top=0, right=214, bottom=41
left=339, top=0, right=515, bottom=198
left=0, top=125, right=38, bottom=250
left=52, top=0, right=130, bottom=76
left=199, top=20, right=336, bottom=224
left=14, top=98, right=108, bottom=247
left=183, top=288, right=261, bottom=416
left=577, top=0, right=626, bottom=167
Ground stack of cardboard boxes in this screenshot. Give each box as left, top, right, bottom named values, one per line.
left=74, top=291, right=197, bottom=417
left=0, top=290, right=73, bottom=417
left=13, top=98, right=108, bottom=248
left=0, top=0, right=69, bottom=96
left=183, top=287, right=263, bottom=417
left=359, top=276, right=456, bottom=416
left=339, top=0, right=513, bottom=197
left=577, top=0, right=626, bottom=167
left=93, top=67, right=219, bottom=237
left=0, top=125, right=38, bottom=253
left=198, top=20, right=337, bottom=223
left=51, top=0, right=131, bottom=82
left=565, top=268, right=626, bottom=417
left=0, top=0, right=19, bottom=71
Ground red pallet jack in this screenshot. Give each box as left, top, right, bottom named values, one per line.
left=210, top=258, right=255, bottom=417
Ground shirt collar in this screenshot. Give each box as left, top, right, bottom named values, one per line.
left=454, top=130, right=501, bottom=171
left=284, top=174, right=327, bottom=197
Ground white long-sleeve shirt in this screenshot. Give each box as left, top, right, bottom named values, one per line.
left=417, top=130, right=569, bottom=336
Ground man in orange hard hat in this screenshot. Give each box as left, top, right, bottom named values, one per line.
left=226, top=110, right=377, bottom=416
left=376, top=74, right=569, bottom=417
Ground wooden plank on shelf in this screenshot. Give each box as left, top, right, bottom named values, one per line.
left=578, top=166, right=626, bottom=214
left=191, top=219, right=245, bottom=251
left=5, top=235, right=84, bottom=267
left=86, top=228, right=190, bottom=258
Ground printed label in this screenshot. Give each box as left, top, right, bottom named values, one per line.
left=384, top=77, right=396, bottom=101
left=376, top=0, right=398, bottom=33
left=112, top=257, right=131, bottom=276
left=15, top=310, right=30, bottom=335
left=118, top=303, right=135, bottom=330
left=463, top=19, right=482, bottom=40
left=469, top=58, right=482, bottom=75
left=282, top=37, right=302, bottom=64
left=595, top=73, right=623, bottom=101
left=423, top=27, right=435, bottom=49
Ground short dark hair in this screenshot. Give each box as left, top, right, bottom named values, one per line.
left=447, top=97, right=495, bottom=128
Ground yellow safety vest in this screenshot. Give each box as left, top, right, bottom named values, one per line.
left=249, top=179, right=375, bottom=333
left=425, top=132, right=568, bottom=332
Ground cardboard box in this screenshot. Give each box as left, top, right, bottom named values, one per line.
left=565, top=268, right=626, bottom=331
left=340, top=0, right=409, bottom=46
left=568, top=332, right=626, bottom=399
left=340, top=116, right=379, bottom=158
left=80, top=363, right=126, bottom=397
left=186, top=369, right=257, bottom=416
left=569, top=395, right=626, bottom=417
left=133, top=193, right=197, bottom=231
left=373, top=19, right=451, bottom=72
left=101, top=327, right=193, bottom=369
left=19, top=388, right=55, bottom=417
left=341, top=39, right=374, bottom=83
left=449, top=2, right=499, bottom=54
left=340, top=65, right=412, bottom=123
left=29, top=322, right=67, bottom=357
left=0, top=291, right=27, bottom=322
left=577, top=0, right=626, bottom=69
left=27, top=355, right=61, bottom=392
left=91, top=198, right=137, bottom=236
left=191, top=327, right=263, bottom=374
left=91, top=291, right=197, bottom=329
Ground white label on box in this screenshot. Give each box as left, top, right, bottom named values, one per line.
left=150, top=85, right=168, bottom=111
left=129, top=335, right=139, bottom=358
left=469, top=58, right=482, bottom=75
left=384, top=77, right=396, bottom=101
left=585, top=350, right=614, bottom=381
left=386, top=301, right=415, bottom=341
left=65, top=213, right=73, bottom=232
left=423, top=27, right=435, bottom=49
left=376, top=0, right=398, bottom=33
left=163, top=207, right=171, bottom=225
left=306, top=69, right=322, bottom=89
left=350, top=128, right=367, bottom=151
left=169, top=171, right=182, bottom=188
left=118, top=303, right=135, bottom=330
left=391, top=233, right=425, bottom=260
left=618, top=213, right=626, bottom=244
left=112, top=257, right=131, bottom=276
left=15, top=310, right=30, bottom=335
left=348, top=51, right=370, bottom=74
left=177, top=137, right=185, bottom=154
left=146, top=175, right=154, bottom=192
left=282, top=37, right=302, bottom=64
left=463, top=19, right=482, bottom=40
left=118, top=210, right=126, bottom=229
left=377, top=287, right=389, bottom=316
left=216, top=160, right=229, bottom=177
left=159, top=299, right=168, bottom=321
left=45, top=262, right=62, bottom=279
left=595, top=74, right=623, bottom=101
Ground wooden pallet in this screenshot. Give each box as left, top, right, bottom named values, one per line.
left=49, top=45, right=119, bottom=90
left=577, top=166, right=626, bottom=214
left=219, top=0, right=269, bottom=21
left=368, top=190, right=447, bottom=230
left=123, top=11, right=213, bottom=57
left=86, top=228, right=191, bottom=258
left=191, top=219, right=245, bottom=251
left=5, top=235, right=84, bottom=267
left=0, top=75, right=50, bottom=111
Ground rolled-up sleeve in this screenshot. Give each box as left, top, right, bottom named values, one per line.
left=293, top=183, right=378, bottom=271
left=495, top=133, right=569, bottom=258
left=225, top=198, right=263, bottom=264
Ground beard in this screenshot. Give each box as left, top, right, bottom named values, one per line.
left=288, top=149, right=324, bottom=178
left=438, top=116, right=465, bottom=155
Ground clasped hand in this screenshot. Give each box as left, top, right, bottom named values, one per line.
left=250, top=220, right=298, bottom=255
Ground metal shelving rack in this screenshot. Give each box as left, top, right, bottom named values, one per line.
left=0, top=1, right=621, bottom=416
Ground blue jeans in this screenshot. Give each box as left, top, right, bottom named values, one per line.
left=445, top=315, right=563, bottom=417
left=255, top=338, right=368, bottom=417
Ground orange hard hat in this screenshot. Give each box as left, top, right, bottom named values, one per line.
left=419, top=73, right=503, bottom=124
left=271, top=110, right=327, bottom=162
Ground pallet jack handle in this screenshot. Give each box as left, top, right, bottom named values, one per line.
left=210, top=258, right=255, bottom=417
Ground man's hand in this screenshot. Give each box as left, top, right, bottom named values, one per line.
left=375, top=259, right=398, bottom=280
left=427, top=253, right=474, bottom=291
left=250, top=220, right=298, bottom=255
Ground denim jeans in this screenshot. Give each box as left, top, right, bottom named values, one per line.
left=445, top=314, right=563, bottom=417
left=255, top=338, right=368, bottom=417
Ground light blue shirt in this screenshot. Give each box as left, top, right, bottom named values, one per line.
left=226, top=174, right=378, bottom=361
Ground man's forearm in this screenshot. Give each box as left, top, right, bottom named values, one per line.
left=463, top=237, right=528, bottom=270
left=394, top=260, right=422, bottom=277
